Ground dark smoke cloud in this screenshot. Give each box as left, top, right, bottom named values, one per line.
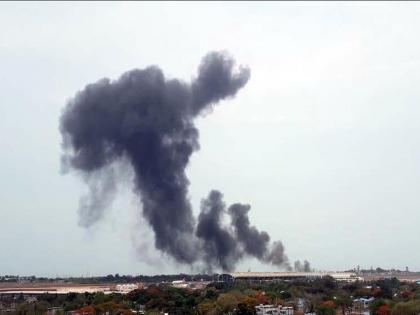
left=196, top=191, right=241, bottom=271
left=228, top=203, right=270, bottom=258
left=60, top=51, right=289, bottom=271
left=266, top=242, right=289, bottom=267
left=294, top=260, right=312, bottom=272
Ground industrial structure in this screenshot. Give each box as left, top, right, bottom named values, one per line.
left=228, top=271, right=362, bottom=282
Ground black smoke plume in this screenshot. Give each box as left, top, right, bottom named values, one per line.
left=294, top=260, right=312, bottom=272
left=60, top=51, right=288, bottom=271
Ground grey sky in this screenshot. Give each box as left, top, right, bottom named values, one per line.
left=1, top=2, right=420, bottom=277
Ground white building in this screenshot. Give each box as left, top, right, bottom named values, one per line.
left=353, top=297, right=375, bottom=309
left=171, top=280, right=189, bottom=288
left=255, top=304, right=293, bottom=315
left=115, top=283, right=138, bottom=293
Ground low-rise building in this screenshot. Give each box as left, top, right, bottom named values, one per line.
left=255, top=304, right=293, bottom=315
left=115, top=283, right=139, bottom=294
left=171, top=280, right=189, bottom=289
left=353, top=297, right=375, bottom=309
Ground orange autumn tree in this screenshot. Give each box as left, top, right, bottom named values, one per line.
left=376, top=304, right=391, bottom=315
left=322, top=301, right=336, bottom=309
left=72, top=305, right=95, bottom=315
left=255, top=291, right=268, bottom=304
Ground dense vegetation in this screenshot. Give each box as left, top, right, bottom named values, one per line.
left=2, top=277, right=420, bottom=314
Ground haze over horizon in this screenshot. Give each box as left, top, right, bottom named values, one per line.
left=2, top=2, right=420, bottom=277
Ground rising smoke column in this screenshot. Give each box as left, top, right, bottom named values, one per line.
left=196, top=191, right=241, bottom=271
left=294, top=260, right=312, bottom=272
left=60, top=51, right=288, bottom=270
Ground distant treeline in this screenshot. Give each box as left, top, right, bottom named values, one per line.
left=2, top=267, right=416, bottom=284
left=0, top=274, right=219, bottom=283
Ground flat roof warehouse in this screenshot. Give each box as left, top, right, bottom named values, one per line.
left=227, top=272, right=363, bottom=282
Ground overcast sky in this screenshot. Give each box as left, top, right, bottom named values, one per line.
left=1, top=2, right=420, bottom=277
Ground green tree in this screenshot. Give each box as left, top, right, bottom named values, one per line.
left=391, top=300, right=420, bottom=315
left=316, top=301, right=336, bottom=315
left=235, top=302, right=255, bottom=315
left=370, top=299, right=387, bottom=314
left=197, top=300, right=219, bottom=315
left=335, top=293, right=353, bottom=314
left=216, top=293, right=238, bottom=314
